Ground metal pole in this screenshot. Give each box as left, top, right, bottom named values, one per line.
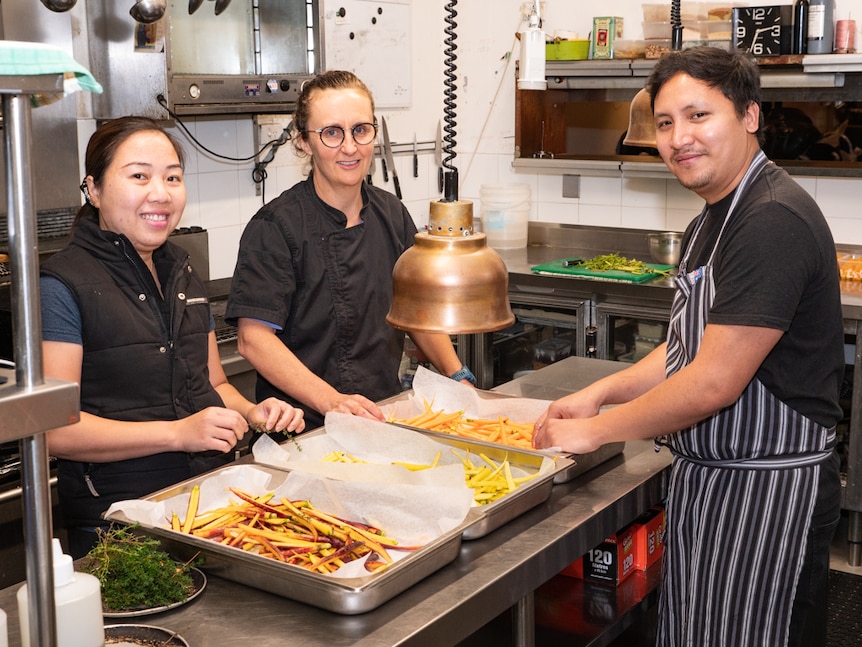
left=512, top=591, right=535, bottom=647
left=4, top=92, right=58, bottom=647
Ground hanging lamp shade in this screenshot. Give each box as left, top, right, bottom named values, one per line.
left=387, top=198, right=514, bottom=334
left=623, top=87, right=657, bottom=148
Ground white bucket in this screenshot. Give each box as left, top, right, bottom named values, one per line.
left=479, top=184, right=530, bottom=249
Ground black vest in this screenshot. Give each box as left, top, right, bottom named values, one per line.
left=41, top=218, right=224, bottom=527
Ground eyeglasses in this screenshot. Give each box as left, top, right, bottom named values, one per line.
left=303, top=123, right=378, bottom=148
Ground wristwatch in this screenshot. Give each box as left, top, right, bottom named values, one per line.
left=450, top=365, right=477, bottom=386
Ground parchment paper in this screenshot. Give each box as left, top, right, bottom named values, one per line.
left=382, top=366, right=552, bottom=422
left=105, top=461, right=473, bottom=578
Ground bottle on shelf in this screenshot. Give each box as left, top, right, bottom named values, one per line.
left=807, top=0, right=834, bottom=54
left=16, top=538, right=104, bottom=647
left=792, top=0, right=809, bottom=54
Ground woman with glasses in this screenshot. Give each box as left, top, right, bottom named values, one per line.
left=226, top=70, right=470, bottom=434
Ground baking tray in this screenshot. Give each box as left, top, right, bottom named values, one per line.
left=379, top=390, right=623, bottom=484
left=418, top=432, right=574, bottom=539
left=530, top=258, right=674, bottom=283
left=104, top=464, right=468, bottom=615
left=253, top=424, right=572, bottom=541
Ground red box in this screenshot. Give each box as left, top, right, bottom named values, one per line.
left=561, top=524, right=636, bottom=586
left=631, top=505, right=665, bottom=571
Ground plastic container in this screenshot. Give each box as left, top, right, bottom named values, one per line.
left=643, top=21, right=672, bottom=40
left=17, top=539, right=104, bottom=647
left=545, top=39, right=590, bottom=60
left=613, top=39, right=646, bottom=58
left=0, top=607, right=7, bottom=647
left=479, top=184, right=530, bottom=249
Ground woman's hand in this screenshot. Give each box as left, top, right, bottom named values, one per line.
left=246, top=397, right=306, bottom=435
left=174, top=406, right=251, bottom=453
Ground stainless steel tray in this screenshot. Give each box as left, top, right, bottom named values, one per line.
left=260, top=425, right=573, bottom=541
left=379, top=390, right=624, bottom=484
left=104, top=464, right=467, bottom=615
left=417, top=431, right=574, bottom=540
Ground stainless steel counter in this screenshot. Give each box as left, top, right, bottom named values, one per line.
left=0, top=356, right=671, bottom=647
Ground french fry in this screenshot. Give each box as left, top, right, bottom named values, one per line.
left=172, top=487, right=413, bottom=572
left=392, top=402, right=535, bottom=449
left=181, top=485, right=200, bottom=534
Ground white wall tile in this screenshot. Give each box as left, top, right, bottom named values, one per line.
left=196, top=171, right=242, bottom=230
left=621, top=206, right=667, bottom=230
left=666, top=208, right=700, bottom=232
left=580, top=203, right=622, bottom=227
left=815, top=177, right=861, bottom=225
left=207, top=224, right=245, bottom=281
left=622, top=177, right=667, bottom=209
left=829, top=217, right=862, bottom=246
left=539, top=201, right=579, bottom=225
left=178, top=173, right=201, bottom=229
left=579, top=177, right=623, bottom=207
left=666, top=178, right=703, bottom=210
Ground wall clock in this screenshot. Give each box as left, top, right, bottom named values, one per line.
left=732, top=6, right=784, bottom=56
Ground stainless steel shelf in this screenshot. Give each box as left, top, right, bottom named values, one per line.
left=0, top=368, right=78, bottom=443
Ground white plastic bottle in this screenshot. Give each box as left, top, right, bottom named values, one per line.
left=0, top=607, right=8, bottom=647
left=17, top=538, right=104, bottom=647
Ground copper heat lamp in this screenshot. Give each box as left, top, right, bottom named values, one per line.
left=387, top=197, right=514, bottom=334
left=387, top=1, right=514, bottom=335
left=622, top=87, right=657, bottom=148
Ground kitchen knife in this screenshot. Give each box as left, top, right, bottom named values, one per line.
left=435, top=120, right=444, bottom=193
left=380, top=117, right=402, bottom=200
left=413, top=134, right=419, bottom=178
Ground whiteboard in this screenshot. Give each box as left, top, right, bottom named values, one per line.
left=322, top=0, right=411, bottom=108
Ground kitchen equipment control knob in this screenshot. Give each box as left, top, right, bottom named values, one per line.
left=188, top=84, right=201, bottom=100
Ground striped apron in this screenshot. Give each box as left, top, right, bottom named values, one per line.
left=655, top=151, right=836, bottom=646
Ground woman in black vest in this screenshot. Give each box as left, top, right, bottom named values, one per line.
left=40, top=117, right=305, bottom=558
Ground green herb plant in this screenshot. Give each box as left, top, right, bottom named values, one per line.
left=81, top=525, right=197, bottom=612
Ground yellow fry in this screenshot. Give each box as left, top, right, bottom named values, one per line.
left=181, top=485, right=200, bottom=534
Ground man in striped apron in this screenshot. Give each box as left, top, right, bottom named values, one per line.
left=533, top=47, right=844, bottom=646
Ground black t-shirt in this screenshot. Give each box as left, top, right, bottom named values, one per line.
left=680, top=162, right=844, bottom=428
left=226, top=175, right=417, bottom=428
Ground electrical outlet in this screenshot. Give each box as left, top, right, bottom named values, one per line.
left=256, top=115, right=290, bottom=147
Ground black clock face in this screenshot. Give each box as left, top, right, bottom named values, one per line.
left=732, top=6, right=783, bottom=56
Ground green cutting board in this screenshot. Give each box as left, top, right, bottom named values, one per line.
left=531, top=258, right=675, bottom=283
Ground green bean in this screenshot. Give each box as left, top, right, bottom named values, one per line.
left=581, top=253, right=670, bottom=276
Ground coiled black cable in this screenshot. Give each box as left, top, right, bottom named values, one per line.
left=671, top=0, right=683, bottom=51
left=442, top=0, right=459, bottom=202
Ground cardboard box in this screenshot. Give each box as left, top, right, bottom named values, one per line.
left=561, top=524, right=636, bottom=585
left=591, top=16, right=624, bottom=59
left=631, top=505, right=665, bottom=571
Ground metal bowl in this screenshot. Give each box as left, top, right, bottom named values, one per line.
left=647, top=232, right=682, bottom=266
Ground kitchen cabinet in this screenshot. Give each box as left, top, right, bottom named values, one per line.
left=515, top=56, right=862, bottom=179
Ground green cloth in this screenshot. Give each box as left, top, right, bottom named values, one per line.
left=0, top=40, right=102, bottom=106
